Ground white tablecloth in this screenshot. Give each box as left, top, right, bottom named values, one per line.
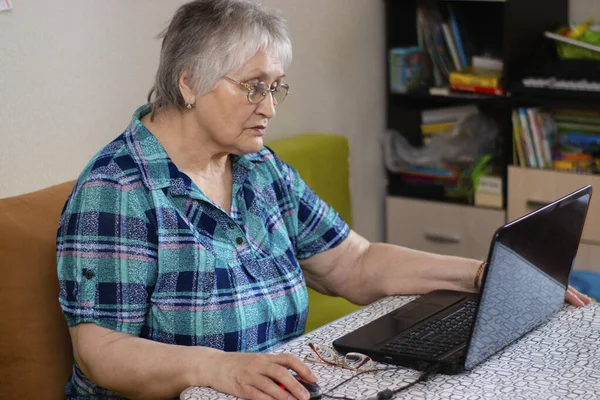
left=181, top=296, right=600, bottom=399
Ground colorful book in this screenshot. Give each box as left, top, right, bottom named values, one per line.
left=421, top=104, right=478, bottom=124
left=442, top=23, right=462, bottom=71
left=450, top=66, right=502, bottom=89
left=518, top=108, right=540, bottom=168
left=447, top=4, right=468, bottom=68
left=527, top=108, right=549, bottom=168
left=555, top=121, right=600, bottom=133
left=421, top=122, right=456, bottom=134
left=535, top=111, right=554, bottom=167
left=511, top=110, right=527, bottom=168
left=450, top=83, right=504, bottom=96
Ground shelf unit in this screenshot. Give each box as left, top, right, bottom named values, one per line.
left=384, top=0, right=600, bottom=269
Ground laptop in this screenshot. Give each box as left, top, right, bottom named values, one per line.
left=333, top=185, right=592, bottom=374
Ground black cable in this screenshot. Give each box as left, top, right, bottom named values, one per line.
left=322, top=363, right=440, bottom=400
left=321, top=367, right=401, bottom=400
left=368, top=363, right=440, bottom=400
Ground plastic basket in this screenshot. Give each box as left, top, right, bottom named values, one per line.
left=555, top=28, right=600, bottom=61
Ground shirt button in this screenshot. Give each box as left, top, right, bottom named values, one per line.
left=228, top=221, right=236, bottom=230
left=235, top=237, right=244, bottom=245
left=84, top=269, right=95, bottom=280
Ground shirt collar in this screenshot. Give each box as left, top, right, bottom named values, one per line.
left=125, top=104, right=267, bottom=195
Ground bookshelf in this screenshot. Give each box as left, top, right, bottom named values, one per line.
left=385, top=0, right=567, bottom=193
left=383, top=0, right=600, bottom=269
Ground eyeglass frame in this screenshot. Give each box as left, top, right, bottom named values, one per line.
left=304, top=343, right=378, bottom=373
left=223, top=76, right=289, bottom=106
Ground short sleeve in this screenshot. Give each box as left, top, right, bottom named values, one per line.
left=279, top=161, right=350, bottom=260
left=56, top=179, right=158, bottom=335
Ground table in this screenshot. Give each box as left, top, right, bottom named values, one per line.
left=181, top=296, right=600, bottom=400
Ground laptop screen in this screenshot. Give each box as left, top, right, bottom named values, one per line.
left=464, top=189, right=591, bottom=370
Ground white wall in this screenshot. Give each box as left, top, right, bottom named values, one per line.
left=2, top=0, right=595, bottom=243
left=570, top=0, right=600, bottom=21
left=0, top=1, right=185, bottom=194
left=261, top=0, right=386, bottom=242
left=0, top=0, right=386, bottom=242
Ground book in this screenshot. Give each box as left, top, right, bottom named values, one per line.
left=442, top=23, right=462, bottom=71
left=429, top=87, right=451, bottom=96
left=527, top=108, right=550, bottom=168
left=421, top=104, right=479, bottom=124
left=534, top=110, right=554, bottom=167
left=450, top=66, right=502, bottom=89
left=472, top=56, right=503, bottom=71
left=450, top=83, right=504, bottom=96
left=421, top=121, right=456, bottom=135
left=511, top=110, right=527, bottom=168
left=518, top=108, right=540, bottom=168
left=553, top=109, right=600, bottom=124
left=555, top=121, right=600, bottom=133
left=419, top=7, right=451, bottom=83
left=448, top=4, right=468, bottom=68
left=433, top=21, right=454, bottom=78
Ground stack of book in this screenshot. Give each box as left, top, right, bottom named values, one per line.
left=420, top=104, right=478, bottom=144
left=417, top=4, right=466, bottom=87
left=553, top=109, right=600, bottom=173
left=511, top=108, right=554, bottom=169
left=449, top=64, right=503, bottom=96
left=417, top=4, right=504, bottom=96
left=512, top=108, right=600, bottom=173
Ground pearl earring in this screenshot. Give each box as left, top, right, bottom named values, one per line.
left=185, top=101, right=195, bottom=109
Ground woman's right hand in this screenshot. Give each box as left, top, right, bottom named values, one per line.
left=205, top=351, right=318, bottom=400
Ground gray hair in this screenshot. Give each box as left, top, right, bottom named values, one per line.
left=147, top=0, right=292, bottom=117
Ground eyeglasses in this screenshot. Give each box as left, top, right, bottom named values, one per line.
left=224, top=76, right=289, bottom=106
left=304, top=343, right=378, bottom=373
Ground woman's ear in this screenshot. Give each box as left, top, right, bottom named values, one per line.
left=178, top=70, right=196, bottom=105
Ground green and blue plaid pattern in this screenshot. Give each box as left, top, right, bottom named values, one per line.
left=57, top=105, right=350, bottom=398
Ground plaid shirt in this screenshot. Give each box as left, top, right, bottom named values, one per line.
left=57, top=105, right=350, bottom=398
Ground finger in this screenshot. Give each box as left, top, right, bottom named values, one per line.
left=253, top=374, right=298, bottom=400
left=565, top=287, right=585, bottom=307
left=568, top=285, right=592, bottom=305
left=567, top=286, right=590, bottom=305
left=270, top=354, right=318, bottom=382
left=265, top=364, right=310, bottom=400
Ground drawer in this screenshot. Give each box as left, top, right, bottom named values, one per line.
left=574, top=242, right=600, bottom=273
left=508, top=166, right=600, bottom=243
left=386, top=196, right=506, bottom=260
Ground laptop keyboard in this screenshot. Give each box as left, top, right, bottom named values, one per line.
left=381, top=299, right=477, bottom=359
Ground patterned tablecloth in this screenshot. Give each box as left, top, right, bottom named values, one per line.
left=181, top=296, right=600, bottom=400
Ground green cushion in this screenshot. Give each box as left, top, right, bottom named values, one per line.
left=267, top=133, right=362, bottom=332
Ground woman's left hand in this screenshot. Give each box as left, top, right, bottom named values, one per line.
left=565, top=285, right=592, bottom=307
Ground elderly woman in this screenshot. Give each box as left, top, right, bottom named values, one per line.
left=56, top=0, right=591, bottom=399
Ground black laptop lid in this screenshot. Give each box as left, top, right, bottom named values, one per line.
left=464, top=186, right=592, bottom=370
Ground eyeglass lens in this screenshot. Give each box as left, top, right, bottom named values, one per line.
left=344, top=352, right=372, bottom=369
left=309, top=344, right=373, bottom=371
left=250, top=82, right=288, bottom=105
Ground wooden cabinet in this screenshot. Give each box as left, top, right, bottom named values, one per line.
left=386, top=196, right=506, bottom=261
left=573, top=243, right=600, bottom=273
left=507, top=166, right=600, bottom=272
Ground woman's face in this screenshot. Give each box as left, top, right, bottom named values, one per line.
left=192, top=48, right=286, bottom=155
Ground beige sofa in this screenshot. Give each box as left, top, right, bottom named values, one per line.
left=0, top=181, right=76, bottom=399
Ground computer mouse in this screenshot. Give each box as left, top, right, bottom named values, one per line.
left=278, top=375, right=323, bottom=400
